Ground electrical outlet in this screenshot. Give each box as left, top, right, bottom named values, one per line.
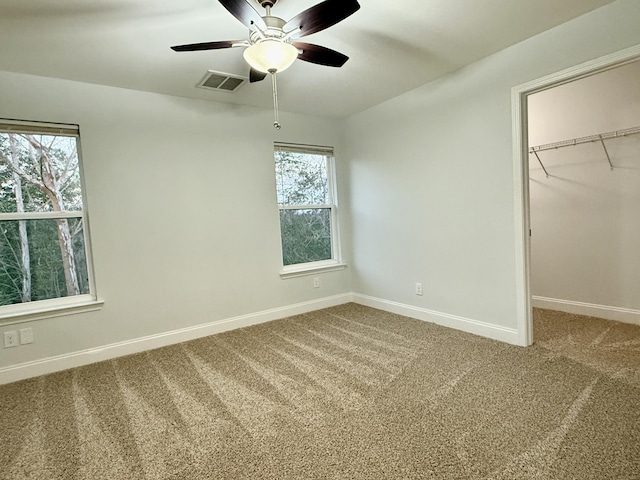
left=313, top=277, right=320, bottom=288
left=19, top=328, right=34, bottom=345
left=415, top=282, right=423, bottom=296
left=4, top=331, right=19, bottom=348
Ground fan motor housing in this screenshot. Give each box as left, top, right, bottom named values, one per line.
left=249, top=16, right=289, bottom=45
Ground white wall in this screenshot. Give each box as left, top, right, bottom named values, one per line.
left=0, top=71, right=351, bottom=374
left=528, top=61, right=640, bottom=320
left=344, top=0, right=640, bottom=342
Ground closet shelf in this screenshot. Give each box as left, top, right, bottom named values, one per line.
left=529, top=125, right=640, bottom=177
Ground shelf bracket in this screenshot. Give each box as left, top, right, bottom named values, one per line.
left=599, top=135, right=614, bottom=171
left=531, top=150, right=549, bottom=178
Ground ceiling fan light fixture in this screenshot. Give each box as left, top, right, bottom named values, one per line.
left=243, top=40, right=298, bottom=74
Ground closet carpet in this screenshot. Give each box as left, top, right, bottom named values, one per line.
left=1, top=304, right=639, bottom=479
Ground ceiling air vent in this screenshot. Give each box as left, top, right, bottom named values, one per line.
left=196, top=70, right=246, bottom=93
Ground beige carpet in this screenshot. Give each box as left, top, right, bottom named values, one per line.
left=1, top=304, right=639, bottom=479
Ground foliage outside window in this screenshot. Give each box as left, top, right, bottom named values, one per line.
left=0, top=120, right=95, bottom=315
left=274, top=143, right=341, bottom=273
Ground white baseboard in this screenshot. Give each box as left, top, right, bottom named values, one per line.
left=352, top=294, right=520, bottom=345
left=0, top=293, right=354, bottom=386
left=1, top=292, right=527, bottom=385
left=532, top=296, right=640, bottom=326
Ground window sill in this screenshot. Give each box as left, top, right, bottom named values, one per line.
left=280, top=263, right=347, bottom=279
left=0, top=298, right=104, bottom=326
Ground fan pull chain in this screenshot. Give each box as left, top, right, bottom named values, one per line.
left=269, top=69, right=281, bottom=130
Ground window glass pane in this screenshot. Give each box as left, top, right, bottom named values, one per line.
left=280, top=208, right=332, bottom=266
left=0, top=218, right=89, bottom=306
left=274, top=151, right=328, bottom=206
left=0, top=133, right=83, bottom=213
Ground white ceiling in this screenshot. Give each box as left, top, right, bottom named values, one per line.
left=0, top=0, right=616, bottom=118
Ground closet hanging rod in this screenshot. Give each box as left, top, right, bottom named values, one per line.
left=529, top=125, right=640, bottom=153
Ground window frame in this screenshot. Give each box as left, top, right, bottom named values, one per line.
left=274, top=142, right=345, bottom=278
left=0, top=119, right=101, bottom=324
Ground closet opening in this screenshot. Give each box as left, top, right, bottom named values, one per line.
left=512, top=45, right=640, bottom=346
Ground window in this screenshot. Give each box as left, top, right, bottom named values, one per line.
left=274, top=143, right=343, bottom=276
left=0, top=120, right=98, bottom=320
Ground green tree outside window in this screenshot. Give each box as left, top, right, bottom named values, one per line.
left=0, top=125, right=90, bottom=307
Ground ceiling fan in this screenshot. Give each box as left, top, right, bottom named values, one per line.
left=171, top=0, right=360, bottom=82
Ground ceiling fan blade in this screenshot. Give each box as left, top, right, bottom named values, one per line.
left=171, top=40, right=244, bottom=52
left=250, top=68, right=268, bottom=83
left=218, top=0, right=267, bottom=31
left=293, top=42, right=349, bottom=67
left=284, top=0, right=360, bottom=38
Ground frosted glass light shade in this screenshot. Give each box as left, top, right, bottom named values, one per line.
left=243, top=40, right=298, bottom=73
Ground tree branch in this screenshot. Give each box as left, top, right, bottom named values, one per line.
left=0, top=226, right=23, bottom=294
left=57, top=147, right=77, bottom=188
left=24, top=134, right=58, bottom=198
left=0, top=136, right=47, bottom=192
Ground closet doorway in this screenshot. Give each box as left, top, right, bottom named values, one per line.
left=512, top=45, right=640, bottom=346
left=527, top=60, right=640, bottom=331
